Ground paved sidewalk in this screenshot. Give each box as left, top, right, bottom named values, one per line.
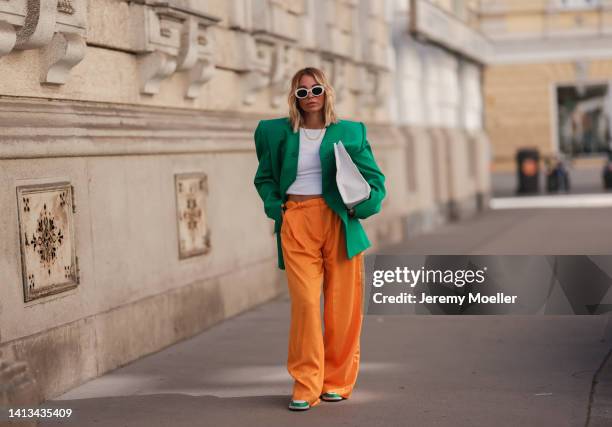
left=43, top=298, right=609, bottom=427
left=386, top=205, right=612, bottom=255
left=43, top=205, right=612, bottom=427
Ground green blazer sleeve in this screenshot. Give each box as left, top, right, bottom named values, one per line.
left=253, top=120, right=283, bottom=223
left=351, top=121, right=386, bottom=219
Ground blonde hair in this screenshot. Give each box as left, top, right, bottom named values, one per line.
left=287, top=67, right=339, bottom=133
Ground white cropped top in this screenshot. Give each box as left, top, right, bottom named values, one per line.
left=286, top=127, right=327, bottom=195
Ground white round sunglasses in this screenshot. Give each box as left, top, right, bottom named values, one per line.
left=295, top=85, right=325, bottom=99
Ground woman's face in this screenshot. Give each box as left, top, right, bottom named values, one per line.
left=297, top=74, right=325, bottom=115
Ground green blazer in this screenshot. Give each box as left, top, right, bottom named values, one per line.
left=253, top=117, right=386, bottom=270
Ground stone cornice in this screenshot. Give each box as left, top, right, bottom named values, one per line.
left=486, top=34, right=612, bottom=64
left=0, top=98, right=264, bottom=159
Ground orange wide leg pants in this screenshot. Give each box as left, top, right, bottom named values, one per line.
left=280, top=197, right=364, bottom=408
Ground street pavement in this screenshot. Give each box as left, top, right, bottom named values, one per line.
left=42, top=200, right=612, bottom=427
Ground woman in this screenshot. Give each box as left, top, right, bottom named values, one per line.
left=253, top=67, right=386, bottom=411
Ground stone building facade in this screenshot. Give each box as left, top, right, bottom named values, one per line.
left=391, top=0, right=491, bottom=225
left=479, top=0, right=612, bottom=169
left=0, top=0, right=490, bottom=403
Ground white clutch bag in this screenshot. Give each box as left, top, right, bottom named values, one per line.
left=334, top=140, right=371, bottom=209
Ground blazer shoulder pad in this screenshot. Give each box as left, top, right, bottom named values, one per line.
left=259, top=117, right=289, bottom=129
left=338, top=118, right=361, bottom=127
left=337, top=119, right=364, bottom=140
left=257, top=117, right=290, bottom=138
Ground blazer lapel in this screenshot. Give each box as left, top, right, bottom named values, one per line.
left=319, top=121, right=341, bottom=166
left=279, top=122, right=299, bottom=197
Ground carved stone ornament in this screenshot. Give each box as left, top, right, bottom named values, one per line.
left=40, top=30, right=86, bottom=84
left=354, top=66, right=389, bottom=112
left=269, top=43, right=295, bottom=108
left=229, top=0, right=297, bottom=107
left=241, top=34, right=272, bottom=106
left=321, top=55, right=347, bottom=104
left=16, top=182, right=79, bottom=302
left=57, top=0, right=74, bottom=15
left=241, top=33, right=297, bottom=107
left=175, top=173, right=211, bottom=259
left=0, top=0, right=87, bottom=84
left=128, top=1, right=221, bottom=98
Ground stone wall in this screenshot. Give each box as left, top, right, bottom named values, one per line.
left=0, top=0, right=393, bottom=115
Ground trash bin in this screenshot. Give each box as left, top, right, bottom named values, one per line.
left=516, top=148, right=540, bottom=194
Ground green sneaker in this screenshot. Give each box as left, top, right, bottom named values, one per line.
left=288, top=399, right=310, bottom=411
left=320, top=392, right=344, bottom=402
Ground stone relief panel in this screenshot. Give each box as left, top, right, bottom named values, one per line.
left=128, top=1, right=221, bottom=97
left=0, top=0, right=87, bottom=84
left=16, top=182, right=79, bottom=302
left=175, top=172, right=211, bottom=259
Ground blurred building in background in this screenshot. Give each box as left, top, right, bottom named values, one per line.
left=391, top=0, right=491, bottom=228
left=0, top=0, right=490, bottom=404
left=479, top=0, right=612, bottom=170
